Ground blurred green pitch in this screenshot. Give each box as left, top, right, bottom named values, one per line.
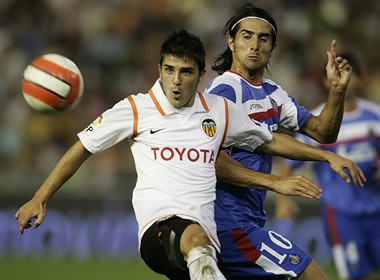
left=0, top=257, right=166, bottom=280
left=0, top=257, right=341, bottom=279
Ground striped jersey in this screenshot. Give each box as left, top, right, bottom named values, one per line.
left=285, top=98, right=380, bottom=215
left=205, top=71, right=312, bottom=229
left=78, top=79, right=272, bottom=249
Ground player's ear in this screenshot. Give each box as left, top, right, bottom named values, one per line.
left=272, top=41, right=277, bottom=51
left=199, top=69, right=206, bottom=82
left=227, top=35, right=235, bottom=52
left=158, top=64, right=162, bottom=77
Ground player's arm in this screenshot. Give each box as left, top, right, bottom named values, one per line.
left=300, top=40, right=352, bottom=144
left=15, top=140, right=92, bottom=234
left=216, top=150, right=322, bottom=199
left=257, top=132, right=366, bottom=187
left=274, top=161, right=300, bottom=220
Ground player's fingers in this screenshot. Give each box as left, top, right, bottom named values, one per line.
left=346, top=164, right=366, bottom=187
left=326, top=51, right=334, bottom=67
left=294, top=187, right=318, bottom=199
left=357, top=166, right=367, bottom=186
left=337, top=58, right=350, bottom=72
left=347, top=169, right=358, bottom=187
left=295, top=176, right=322, bottom=199
left=299, top=176, right=322, bottom=193
left=330, top=39, right=337, bottom=57
left=326, top=40, right=337, bottom=67
left=18, top=218, right=32, bottom=235
left=34, top=213, right=46, bottom=229
left=15, top=210, right=25, bottom=234
left=335, top=168, right=351, bottom=184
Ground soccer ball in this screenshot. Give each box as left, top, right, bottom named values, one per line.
left=21, top=54, right=84, bottom=114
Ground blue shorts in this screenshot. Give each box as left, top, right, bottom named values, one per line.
left=218, top=225, right=312, bottom=279
left=323, top=204, right=380, bottom=279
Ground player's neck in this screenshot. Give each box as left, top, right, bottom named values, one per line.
left=244, top=73, right=262, bottom=85
left=232, top=70, right=263, bottom=85
left=230, top=64, right=263, bottom=85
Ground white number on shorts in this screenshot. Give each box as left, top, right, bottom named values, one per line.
left=260, top=231, right=293, bottom=264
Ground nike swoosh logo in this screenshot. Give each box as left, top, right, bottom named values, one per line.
left=150, top=128, right=165, bottom=134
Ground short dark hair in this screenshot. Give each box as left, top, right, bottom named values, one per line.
left=160, top=29, right=206, bottom=72
left=212, top=3, right=277, bottom=75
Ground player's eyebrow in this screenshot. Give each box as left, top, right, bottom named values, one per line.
left=163, top=64, right=194, bottom=72
left=240, top=29, right=271, bottom=38
left=180, top=66, right=195, bottom=72
left=162, top=63, right=174, bottom=68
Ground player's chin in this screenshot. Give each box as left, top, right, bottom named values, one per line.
left=169, top=98, right=182, bottom=108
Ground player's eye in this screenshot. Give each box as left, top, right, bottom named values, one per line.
left=181, top=69, right=193, bottom=76
left=259, top=35, right=271, bottom=43
left=165, top=67, right=174, bottom=73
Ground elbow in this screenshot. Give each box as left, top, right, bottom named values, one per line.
left=307, top=128, right=338, bottom=144
left=317, top=133, right=338, bottom=144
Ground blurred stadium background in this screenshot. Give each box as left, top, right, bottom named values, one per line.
left=1, top=0, right=379, bottom=279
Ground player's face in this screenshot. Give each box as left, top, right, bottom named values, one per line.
left=228, top=18, right=274, bottom=82
left=159, top=55, right=204, bottom=108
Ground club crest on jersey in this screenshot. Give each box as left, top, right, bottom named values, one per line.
left=289, top=254, right=301, bottom=265
left=201, top=116, right=217, bottom=138
left=269, top=97, right=278, bottom=112
left=85, top=114, right=105, bottom=135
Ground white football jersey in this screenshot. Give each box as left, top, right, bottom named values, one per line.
left=78, top=79, right=272, bottom=250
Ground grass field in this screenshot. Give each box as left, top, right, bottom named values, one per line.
left=0, top=257, right=166, bottom=280
left=0, top=257, right=340, bottom=280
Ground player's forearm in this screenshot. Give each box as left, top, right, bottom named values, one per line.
left=33, top=140, right=91, bottom=202
left=302, top=85, right=346, bottom=144
left=259, top=132, right=335, bottom=162
left=216, top=150, right=278, bottom=190
left=322, top=84, right=346, bottom=134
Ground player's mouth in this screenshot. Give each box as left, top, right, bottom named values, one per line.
left=248, top=54, right=260, bottom=61
left=172, top=89, right=181, bottom=98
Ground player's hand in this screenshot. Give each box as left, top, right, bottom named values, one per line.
left=326, top=40, right=352, bottom=90
left=15, top=198, right=47, bottom=235
left=326, top=152, right=366, bottom=187
left=271, top=175, right=322, bottom=199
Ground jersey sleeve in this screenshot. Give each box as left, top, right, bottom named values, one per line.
left=77, top=98, right=134, bottom=153
left=277, top=86, right=312, bottom=130
left=223, top=98, right=273, bottom=152
left=205, top=76, right=238, bottom=103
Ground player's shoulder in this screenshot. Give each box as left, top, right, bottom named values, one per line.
left=201, top=90, right=226, bottom=104
left=125, top=92, right=150, bottom=101
left=206, top=71, right=241, bottom=90
left=201, top=91, right=239, bottom=113
left=262, top=78, right=286, bottom=93
left=123, top=92, right=152, bottom=106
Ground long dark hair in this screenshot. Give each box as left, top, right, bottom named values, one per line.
left=212, top=3, right=277, bottom=75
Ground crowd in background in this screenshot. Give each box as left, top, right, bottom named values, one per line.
left=1, top=0, right=379, bottom=198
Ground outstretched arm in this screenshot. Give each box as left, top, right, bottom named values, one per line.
left=216, top=150, right=322, bottom=199
left=300, top=40, right=352, bottom=143
left=15, top=140, right=92, bottom=234
left=257, top=132, right=366, bottom=187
